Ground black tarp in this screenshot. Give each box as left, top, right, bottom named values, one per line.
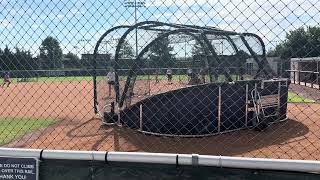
left=39, top=159, right=320, bottom=180
left=117, top=79, right=290, bottom=136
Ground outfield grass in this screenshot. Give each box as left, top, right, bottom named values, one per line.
left=0, top=117, right=57, bottom=145
left=287, top=92, right=315, bottom=103
left=1, top=76, right=316, bottom=104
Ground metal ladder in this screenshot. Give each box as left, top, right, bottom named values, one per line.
left=251, top=87, right=280, bottom=130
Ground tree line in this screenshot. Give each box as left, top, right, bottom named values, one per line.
left=267, top=26, right=320, bottom=73
left=0, top=46, right=37, bottom=71
left=2, top=26, right=318, bottom=71
left=0, top=36, right=81, bottom=71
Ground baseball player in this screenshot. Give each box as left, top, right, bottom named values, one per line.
left=166, top=68, right=173, bottom=84
left=2, top=72, right=11, bottom=87
left=106, top=69, right=115, bottom=97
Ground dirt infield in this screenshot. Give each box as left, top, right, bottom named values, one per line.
left=1, top=80, right=320, bottom=160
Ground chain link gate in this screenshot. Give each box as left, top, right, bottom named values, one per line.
left=0, top=0, right=320, bottom=170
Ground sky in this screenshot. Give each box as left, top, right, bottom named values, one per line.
left=0, top=0, right=319, bottom=57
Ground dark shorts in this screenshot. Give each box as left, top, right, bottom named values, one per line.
left=167, top=74, right=172, bottom=79
left=108, top=81, right=115, bottom=85
left=4, top=79, right=11, bottom=83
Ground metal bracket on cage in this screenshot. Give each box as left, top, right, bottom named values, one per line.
left=117, top=105, right=122, bottom=126
left=217, top=86, right=221, bottom=133
left=139, top=104, right=143, bottom=131
left=191, top=154, right=199, bottom=166
left=176, top=155, right=179, bottom=168
left=105, top=152, right=109, bottom=165
left=261, top=78, right=288, bottom=89
left=281, top=79, right=288, bottom=87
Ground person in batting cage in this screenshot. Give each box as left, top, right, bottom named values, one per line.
left=107, top=69, right=115, bottom=97
left=2, top=72, right=11, bottom=88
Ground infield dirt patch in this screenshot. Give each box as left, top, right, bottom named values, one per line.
left=1, top=80, right=320, bottom=160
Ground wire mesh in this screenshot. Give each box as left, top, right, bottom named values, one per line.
left=0, top=0, right=319, bottom=162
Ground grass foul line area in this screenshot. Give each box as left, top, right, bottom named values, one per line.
left=0, top=117, right=57, bottom=145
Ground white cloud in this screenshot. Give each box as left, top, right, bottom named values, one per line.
left=31, top=24, right=43, bottom=30
left=145, top=0, right=210, bottom=8
left=57, top=14, right=65, bottom=20
left=0, top=19, right=12, bottom=29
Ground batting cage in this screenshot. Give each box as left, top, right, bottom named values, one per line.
left=93, top=21, right=290, bottom=137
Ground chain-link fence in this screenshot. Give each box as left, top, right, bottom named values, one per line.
left=0, top=0, right=320, bottom=162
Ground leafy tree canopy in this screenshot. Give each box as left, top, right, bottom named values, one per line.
left=40, top=36, right=63, bottom=69
left=118, top=40, right=134, bottom=58
left=149, top=33, right=175, bottom=68
left=268, top=26, right=320, bottom=58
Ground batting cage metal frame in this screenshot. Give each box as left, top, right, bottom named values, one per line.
left=93, top=21, right=290, bottom=137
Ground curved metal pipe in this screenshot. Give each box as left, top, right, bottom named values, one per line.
left=93, top=25, right=131, bottom=113
left=113, top=21, right=224, bottom=105
left=95, top=21, right=269, bottom=111
left=118, top=29, right=212, bottom=108
left=92, top=23, right=175, bottom=111
left=113, top=21, right=184, bottom=103
left=200, top=33, right=233, bottom=82
left=240, top=33, right=275, bottom=79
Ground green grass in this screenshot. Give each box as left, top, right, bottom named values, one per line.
left=288, top=92, right=315, bottom=103
left=0, top=117, right=57, bottom=145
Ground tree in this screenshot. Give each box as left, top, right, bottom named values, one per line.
left=191, top=39, right=209, bottom=57
left=191, top=39, right=211, bottom=68
left=0, top=46, right=12, bottom=70
left=268, top=26, right=320, bottom=58
left=149, top=33, right=175, bottom=68
left=40, top=36, right=63, bottom=69
left=63, top=52, right=80, bottom=68
left=267, top=26, right=320, bottom=75
left=118, top=40, right=134, bottom=58
left=0, top=46, right=38, bottom=71
left=116, top=40, right=135, bottom=68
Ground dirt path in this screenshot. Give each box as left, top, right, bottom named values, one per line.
left=2, top=81, right=320, bottom=160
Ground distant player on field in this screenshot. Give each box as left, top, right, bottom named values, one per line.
left=2, top=72, right=11, bottom=87
left=199, top=68, right=206, bottom=83
left=154, top=68, right=160, bottom=83
left=106, top=69, right=115, bottom=97
left=187, top=68, right=193, bottom=81
left=166, top=68, right=173, bottom=84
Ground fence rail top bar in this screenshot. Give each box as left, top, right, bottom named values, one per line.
left=286, top=70, right=319, bottom=74
left=0, top=148, right=320, bottom=173
left=291, top=57, right=320, bottom=62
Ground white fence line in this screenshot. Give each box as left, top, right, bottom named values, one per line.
left=0, top=148, right=319, bottom=173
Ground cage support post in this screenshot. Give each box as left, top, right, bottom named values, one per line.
left=218, top=86, right=221, bottom=133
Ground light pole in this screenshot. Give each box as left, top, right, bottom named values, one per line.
left=73, top=45, right=79, bottom=57
left=102, top=38, right=119, bottom=67
left=124, top=0, right=146, bottom=57
left=78, top=39, right=91, bottom=68
left=101, top=38, right=119, bottom=54
left=79, top=39, right=91, bottom=54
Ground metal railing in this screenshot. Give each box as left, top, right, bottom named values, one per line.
left=287, top=70, right=320, bottom=89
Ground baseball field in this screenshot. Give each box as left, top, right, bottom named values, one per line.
left=0, top=76, right=319, bottom=160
